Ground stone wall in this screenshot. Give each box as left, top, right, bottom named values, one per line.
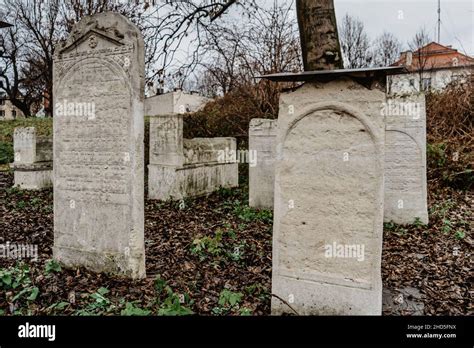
left=148, top=114, right=238, bottom=200
left=11, top=127, right=53, bottom=190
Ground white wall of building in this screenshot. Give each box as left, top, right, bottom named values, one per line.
left=388, top=67, right=471, bottom=95
left=0, top=98, right=25, bottom=120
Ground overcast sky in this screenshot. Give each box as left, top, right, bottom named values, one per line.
left=333, top=0, right=473, bottom=55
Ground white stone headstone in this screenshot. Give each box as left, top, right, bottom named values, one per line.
left=249, top=119, right=277, bottom=209
left=13, top=127, right=36, bottom=164
left=52, top=12, right=145, bottom=278
left=383, top=93, right=428, bottom=225
left=272, top=79, right=385, bottom=315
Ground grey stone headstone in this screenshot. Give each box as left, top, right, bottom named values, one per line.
left=52, top=12, right=145, bottom=278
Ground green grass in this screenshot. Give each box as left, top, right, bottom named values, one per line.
left=0, top=118, right=53, bottom=143
left=0, top=118, right=53, bottom=165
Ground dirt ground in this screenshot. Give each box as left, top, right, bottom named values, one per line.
left=0, top=171, right=472, bottom=316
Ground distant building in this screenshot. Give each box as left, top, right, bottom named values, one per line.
left=389, top=42, right=474, bottom=94
left=145, top=89, right=210, bottom=116
left=0, top=94, right=25, bottom=120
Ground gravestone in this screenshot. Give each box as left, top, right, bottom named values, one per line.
left=52, top=12, right=145, bottom=278
left=266, top=72, right=390, bottom=315
left=148, top=114, right=238, bottom=200
left=249, top=119, right=277, bottom=209
left=383, top=93, right=428, bottom=224
left=11, top=127, right=53, bottom=190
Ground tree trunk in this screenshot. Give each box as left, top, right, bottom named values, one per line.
left=296, top=0, right=343, bottom=71
left=9, top=97, right=32, bottom=118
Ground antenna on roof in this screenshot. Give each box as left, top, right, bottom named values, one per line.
left=437, top=0, right=441, bottom=42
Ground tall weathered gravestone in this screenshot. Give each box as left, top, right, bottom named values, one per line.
left=53, top=12, right=145, bottom=278
left=384, top=93, right=428, bottom=225
left=266, top=71, right=392, bottom=315
left=249, top=119, right=277, bottom=209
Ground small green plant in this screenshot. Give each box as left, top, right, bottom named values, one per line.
left=157, top=293, right=194, bottom=316
left=239, top=307, right=252, bottom=316
left=212, top=289, right=244, bottom=315
left=427, top=143, right=447, bottom=167
left=217, top=187, right=235, bottom=198
left=0, top=264, right=39, bottom=307
left=154, top=276, right=194, bottom=316
left=16, top=201, right=27, bottom=210
left=441, top=219, right=453, bottom=234
left=30, top=197, right=42, bottom=207
left=76, top=287, right=114, bottom=315
left=154, top=275, right=167, bottom=293
left=226, top=242, right=247, bottom=262
left=218, top=289, right=243, bottom=307
left=44, top=259, right=62, bottom=275
left=90, top=287, right=110, bottom=306
left=233, top=202, right=273, bottom=224
left=383, top=222, right=396, bottom=231
left=5, top=186, right=21, bottom=196
left=454, top=230, right=466, bottom=240
left=413, top=217, right=426, bottom=228
left=430, top=200, right=455, bottom=218
left=191, top=230, right=225, bottom=260
left=121, top=302, right=151, bottom=316
left=46, top=301, right=70, bottom=314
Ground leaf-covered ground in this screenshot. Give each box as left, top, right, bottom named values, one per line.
left=0, top=170, right=472, bottom=316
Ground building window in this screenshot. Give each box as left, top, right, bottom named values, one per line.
left=0, top=99, right=5, bottom=106
left=12, top=110, right=16, bottom=119
left=409, top=79, right=415, bottom=87
left=0, top=110, right=5, bottom=118
left=452, top=57, right=459, bottom=67
left=422, top=78, right=432, bottom=91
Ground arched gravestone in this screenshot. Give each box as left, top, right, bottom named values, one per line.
left=272, top=80, right=385, bottom=315
left=52, top=12, right=145, bottom=278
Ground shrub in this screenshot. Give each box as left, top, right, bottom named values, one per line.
left=0, top=142, right=13, bottom=164
left=426, top=84, right=473, bottom=190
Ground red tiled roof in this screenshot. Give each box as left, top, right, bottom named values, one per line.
left=392, top=42, right=474, bottom=72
